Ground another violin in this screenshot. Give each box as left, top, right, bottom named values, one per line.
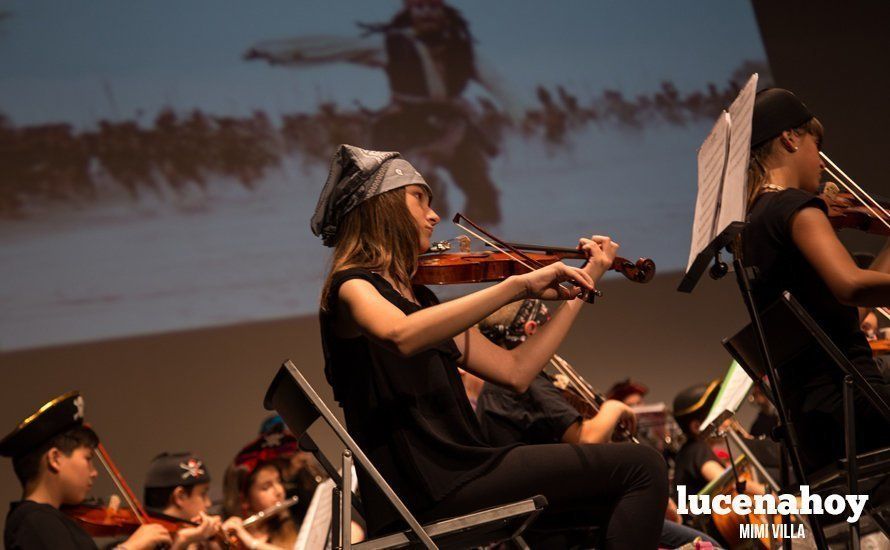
left=546, top=354, right=639, bottom=443
left=822, top=190, right=890, bottom=236
left=64, top=428, right=230, bottom=547
left=63, top=500, right=197, bottom=539
left=819, top=152, right=890, bottom=236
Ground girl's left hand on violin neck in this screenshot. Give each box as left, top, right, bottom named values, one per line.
left=578, top=235, right=620, bottom=281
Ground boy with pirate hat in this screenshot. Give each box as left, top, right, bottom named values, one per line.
left=671, top=381, right=725, bottom=500
left=143, top=451, right=224, bottom=548
left=1, top=391, right=171, bottom=549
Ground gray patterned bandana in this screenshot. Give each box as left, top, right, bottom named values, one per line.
left=310, top=144, right=431, bottom=247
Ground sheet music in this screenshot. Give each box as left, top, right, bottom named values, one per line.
left=294, top=478, right=335, bottom=550
left=686, top=111, right=731, bottom=271
left=700, top=360, right=754, bottom=434
left=717, top=73, right=759, bottom=233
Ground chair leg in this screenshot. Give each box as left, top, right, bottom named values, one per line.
left=342, top=450, right=353, bottom=550
left=844, top=376, right=861, bottom=550
left=870, top=507, right=890, bottom=539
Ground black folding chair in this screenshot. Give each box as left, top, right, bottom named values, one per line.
left=264, top=360, right=547, bottom=549
left=723, top=291, right=890, bottom=546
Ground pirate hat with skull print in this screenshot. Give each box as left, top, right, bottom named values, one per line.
left=145, top=452, right=211, bottom=489
left=0, top=391, right=88, bottom=458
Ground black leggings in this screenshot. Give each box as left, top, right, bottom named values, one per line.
left=421, top=442, right=669, bottom=549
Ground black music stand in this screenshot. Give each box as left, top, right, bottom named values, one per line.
left=680, top=222, right=826, bottom=549
left=723, top=291, right=890, bottom=548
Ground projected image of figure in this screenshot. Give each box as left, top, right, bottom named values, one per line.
left=245, top=0, right=519, bottom=224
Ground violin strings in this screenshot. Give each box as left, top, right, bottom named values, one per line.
left=821, top=152, right=890, bottom=231
left=453, top=221, right=538, bottom=273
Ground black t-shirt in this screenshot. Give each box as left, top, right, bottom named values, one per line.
left=5, top=501, right=97, bottom=550
left=320, top=268, right=517, bottom=534
left=743, top=188, right=890, bottom=471
left=672, top=439, right=719, bottom=499
left=749, top=411, right=779, bottom=439
left=476, top=373, right=582, bottom=446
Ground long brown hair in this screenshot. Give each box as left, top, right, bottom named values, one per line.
left=320, top=187, right=420, bottom=309
left=746, top=117, right=824, bottom=212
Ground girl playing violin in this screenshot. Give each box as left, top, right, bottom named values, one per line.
left=311, top=144, right=668, bottom=548
left=743, top=88, right=890, bottom=473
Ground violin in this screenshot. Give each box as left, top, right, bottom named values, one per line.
left=546, top=354, right=639, bottom=443
left=819, top=153, right=890, bottom=236
left=547, top=372, right=598, bottom=419
left=414, top=214, right=655, bottom=288
left=822, top=189, right=890, bottom=236
left=416, top=246, right=655, bottom=285
left=63, top=500, right=198, bottom=539
left=64, top=428, right=231, bottom=547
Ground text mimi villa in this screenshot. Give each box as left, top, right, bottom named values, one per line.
left=676, top=484, right=869, bottom=540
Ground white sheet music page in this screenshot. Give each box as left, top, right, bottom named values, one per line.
left=686, top=111, right=731, bottom=271
left=717, top=73, right=759, bottom=233
left=700, top=360, right=754, bottom=434
left=294, top=478, right=335, bottom=550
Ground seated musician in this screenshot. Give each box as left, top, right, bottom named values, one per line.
left=671, top=382, right=726, bottom=500
left=255, top=415, right=331, bottom=529
left=142, top=452, right=224, bottom=549
left=1, top=392, right=171, bottom=550
left=742, top=88, right=890, bottom=473
left=465, top=300, right=721, bottom=548
left=221, top=433, right=301, bottom=550
left=468, top=299, right=636, bottom=446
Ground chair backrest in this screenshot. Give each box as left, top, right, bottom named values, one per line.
left=723, top=291, right=890, bottom=422
left=264, top=360, right=436, bottom=548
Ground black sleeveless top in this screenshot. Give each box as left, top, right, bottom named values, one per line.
left=320, top=268, right=517, bottom=533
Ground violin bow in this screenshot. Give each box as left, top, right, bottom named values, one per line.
left=89, top=435, right=150, bottom=524
left=452, top=213, right=602, bottom=302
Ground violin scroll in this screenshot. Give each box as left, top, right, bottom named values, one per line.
left=613, top=257, right=656, bottom=284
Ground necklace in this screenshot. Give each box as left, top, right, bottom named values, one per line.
left=760, top=183, right=787, bottom=193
